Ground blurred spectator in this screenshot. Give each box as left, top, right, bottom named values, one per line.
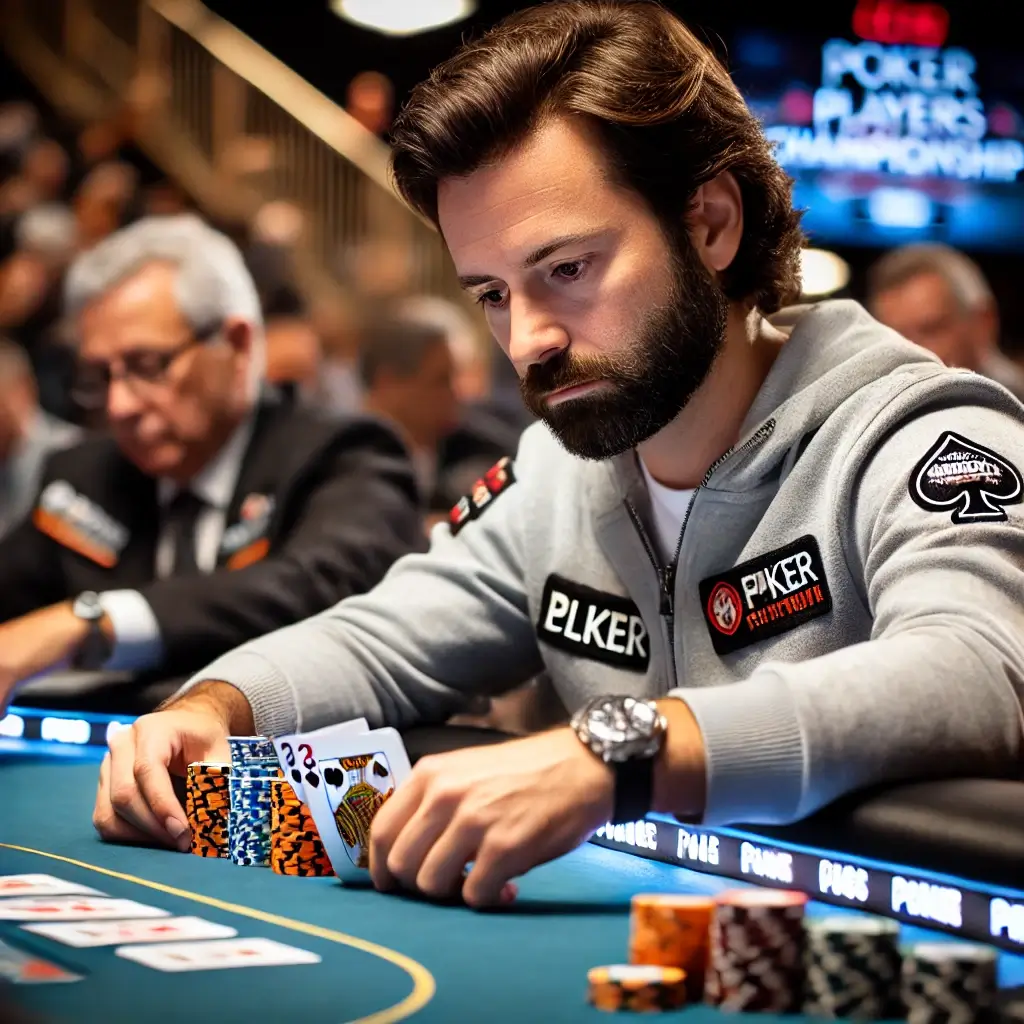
left=0, top=138, right=68, bottom=216
left=0, top=203, right=79, bottom=421
left=73, top=160, right=139, bottom=250
left=0, top=338, right=80, bottom=538
left=360, top=316, right=458, bottom=504
left=345, top=71, right=395, bottom=137
left=0, top=214, right=421, bottom=713
left=311, top=288, right=363, bottom=416
left=867, top=243, right=1024, bottom=402
left=142, top=179, right=191, bottom=218
left=0, top=102, right=40, bottom=181
left=359, top=312, right=526, bottom=522
left=393, top=295, right=531, bottom=504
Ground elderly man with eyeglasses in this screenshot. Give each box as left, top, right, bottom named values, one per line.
left=0, top=214, right=422, bottom=714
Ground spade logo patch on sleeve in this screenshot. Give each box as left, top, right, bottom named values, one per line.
left=909, top=431, right=1022, bottom=523
left=449, top=456, right=516, bottom=536
left=536, top=575, right=650, bottom=672
left=699, top=536, right=833, bottom=656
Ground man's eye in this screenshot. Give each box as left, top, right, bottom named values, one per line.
left=553, top=259, right=588, bottom=281
left=476, top=289, right=506, bottom=308
left=125, top=352, right=171, bottom=380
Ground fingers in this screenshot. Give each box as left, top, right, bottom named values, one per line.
left=462, top=832, right=542, bottom=909
left=413, top=816, right=483, bottom=899
left=368, top=769, right=426, bottom=892
left=132, top=723, right=190, bottom=850
left=106, top=728, right=171, bottom=844
left=92, top=754, right=153, bottom=847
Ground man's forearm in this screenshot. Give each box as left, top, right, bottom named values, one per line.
left=162, top=680, right=256, bottom=735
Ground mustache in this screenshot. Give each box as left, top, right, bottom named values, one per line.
left=520, top=349, right=631, bottom=400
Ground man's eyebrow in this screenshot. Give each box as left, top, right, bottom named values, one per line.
left=457, top=232, right=601, bottom=290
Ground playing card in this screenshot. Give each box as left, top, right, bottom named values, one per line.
left=0, top=938, right=82, bottom=984
left=273, top=718, right=368, bottom=802
left=304, top=727, right=411, bottom=882
left=0, top=875, right=103, bottom=899
left=0, top=897, right=170, bottom=922
left=116, top=937, right=321, bottom=972
left=22, top=916, right=236, bottom=948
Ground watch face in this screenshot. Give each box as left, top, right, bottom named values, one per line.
left=586, top=697, right=659, bottom=749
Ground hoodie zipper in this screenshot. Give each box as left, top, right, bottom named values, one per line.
left=625, top=419, right=776, bottom=683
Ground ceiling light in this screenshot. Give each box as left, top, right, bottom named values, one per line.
left=799, top=248, right=851, bottom=298
left=331, top=0, right=476, bottom=37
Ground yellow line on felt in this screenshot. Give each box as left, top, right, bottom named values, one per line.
left=0, top=843, right=436, bottom=1024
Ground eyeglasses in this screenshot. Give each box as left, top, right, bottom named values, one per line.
left=71, top=325, right=220, bottom=411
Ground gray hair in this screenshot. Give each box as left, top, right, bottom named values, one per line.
left=65, top=213, right=265, bottom=388
left=866, top=243, right=994, bottom=315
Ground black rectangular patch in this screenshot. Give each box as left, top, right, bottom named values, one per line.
left=536, top=574, right=650, bottom=673
left=698, top=535, right=832, bottom=656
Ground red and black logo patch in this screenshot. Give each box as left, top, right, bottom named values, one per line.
left=449, top=456, right=516, bottom=536
left=698, top=535, right=833, bottom=656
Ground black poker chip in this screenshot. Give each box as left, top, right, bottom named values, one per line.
left=901, top=942, right=998, bottom=1024
left=802, top=915, right=903, bottom=1020
left=705, top=890, right=808, bottom=1013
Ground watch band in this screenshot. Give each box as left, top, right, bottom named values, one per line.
left=611, top=755, right=655, bottom=824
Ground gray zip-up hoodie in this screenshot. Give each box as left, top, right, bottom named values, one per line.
left=186, top=301, right=1024, bottom=825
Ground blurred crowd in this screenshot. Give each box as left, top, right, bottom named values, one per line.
left=0, top=93, right=533, bottom=538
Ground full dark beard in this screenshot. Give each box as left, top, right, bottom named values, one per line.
left=520, top=237, right=728, bottom=460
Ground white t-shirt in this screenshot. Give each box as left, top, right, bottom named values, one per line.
left=638, top=458, right=696, bottom=564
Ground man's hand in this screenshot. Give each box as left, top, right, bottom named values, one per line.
left=92, top=682, right=253, bottom=850
left=0, top=602, right=95, bottom=714
left=368, top=728, right=614, bottom=908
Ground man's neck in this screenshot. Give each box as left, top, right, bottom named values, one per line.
left=637, top=307, right=784, bottom=489
left=165, top=408, right=249, bottom=486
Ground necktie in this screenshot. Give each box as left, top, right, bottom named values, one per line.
left=164, top=489, right=205, bottom=576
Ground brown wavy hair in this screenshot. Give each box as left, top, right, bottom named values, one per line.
left=390, top=0, right=804, bottom=314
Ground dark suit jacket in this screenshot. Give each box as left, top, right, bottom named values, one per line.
left=0, top=392, right=423, bottom=677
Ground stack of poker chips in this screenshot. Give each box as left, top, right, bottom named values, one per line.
left=901, top=942, right=998, bottom=1023
left=227, top=736, right=282, bottom=868
left=268, top=778, right=332, bottom=877
left=802, top=915, right=903, bottom=1019
left=627, top=894, right=714, bottom=1000
left=704, top=889, right=808, bottom=1013
left=586, top=965, right=688, bottom=1013
left=185, top=762, right=230, bottom=857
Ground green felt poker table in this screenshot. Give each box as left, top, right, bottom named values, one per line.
left=3, top=738, right=1024, bottom=1023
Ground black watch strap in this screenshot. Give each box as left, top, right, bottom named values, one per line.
left=611, top=755, right=655, bottom=824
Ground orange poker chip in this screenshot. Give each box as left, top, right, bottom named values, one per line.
left=587, top=965, right=687, bottom=1013
left=628, top=894, right=714, bottom=998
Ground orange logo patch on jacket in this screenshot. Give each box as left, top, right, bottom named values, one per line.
left=33, top=481, right=129, bottom=568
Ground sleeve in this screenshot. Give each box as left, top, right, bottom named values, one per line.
left=177, top=429, right=549, bottom=737
left=98, top=590, right=164, bottom=671
left=674, top=404, right=1024, bottom=826
left=0, top=483, right=68, bottom=623
left=138, top=420, right=427, bottom=678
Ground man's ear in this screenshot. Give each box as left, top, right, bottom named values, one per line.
left=222, top=317, right=254, bottom=359
left=687, top=170, right=744, bottom=275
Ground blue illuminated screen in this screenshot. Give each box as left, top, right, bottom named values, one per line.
left=731, top=29, right=1024, bottom=249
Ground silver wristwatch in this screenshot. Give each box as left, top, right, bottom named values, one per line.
left=571, top=695, right=668, bottom=823
left=71, top=591, right=112, bottom=670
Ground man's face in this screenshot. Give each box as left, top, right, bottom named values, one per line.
left=77, top=261, right=252, bottom=479
left=380, top=339, right=459, bottom=448
left=872, top=272, right=981, bottom=370
left=438, top=117, right=727, bottom=460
